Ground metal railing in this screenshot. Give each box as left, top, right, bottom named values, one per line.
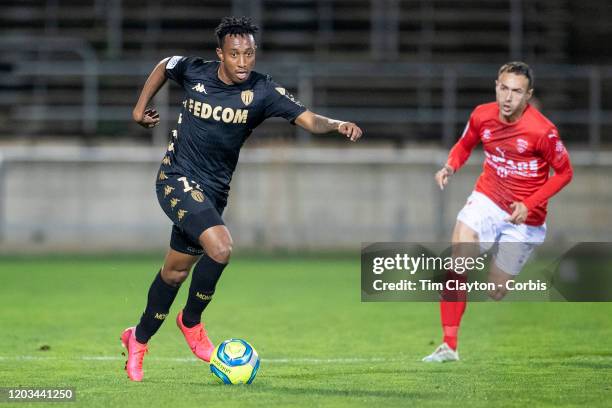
left=0, top=36, right=99, bottom=134
left=1, top=41, right=611, bottom=150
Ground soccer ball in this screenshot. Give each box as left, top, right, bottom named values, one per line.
left=210, top=339, right=260, bottom=384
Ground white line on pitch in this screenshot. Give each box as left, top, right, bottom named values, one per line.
left=0, top=355, right=398, bottom=364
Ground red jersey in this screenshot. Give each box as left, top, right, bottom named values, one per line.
left=447, top=102, right=573, bottom=226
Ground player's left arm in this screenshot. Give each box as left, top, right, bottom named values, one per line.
left=294, top=110, right=362, bottom=142
left=132, top=58, right=171, bottom=128
left=507, top=129, right=574, bottom=224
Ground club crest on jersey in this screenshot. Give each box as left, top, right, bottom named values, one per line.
left=190, top=190, right=205, bottom=203
left=483, top=129, right=492, bottom=141
left=516, top=138, right=529, bottom=153
left=241, top=90, right=254, bottom=106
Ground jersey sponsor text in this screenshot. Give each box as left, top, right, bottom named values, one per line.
left=185, top=98, right=248, bottom=123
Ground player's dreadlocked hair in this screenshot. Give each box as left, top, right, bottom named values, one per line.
left=215, top=16, right=259, bottom=48
left=498, top=61, right=534, bottom=89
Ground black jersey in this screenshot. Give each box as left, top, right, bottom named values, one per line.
left=162, top=56, right=307, bottom=201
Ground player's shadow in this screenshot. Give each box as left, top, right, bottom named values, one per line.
left=154, top=379, right=423, bottom=400
left=161, top=367, right=425, bottom=399
left=250, top=366, right=424, bottom=399
left=540, top=352, right=612, bottom=370
left=253, top=384, right=423, bottom=400
left=263, top=366, right=415, bottom=381
left=559, top=360, right=612, bottom=370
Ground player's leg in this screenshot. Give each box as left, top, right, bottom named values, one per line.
left=487, top=262, right=514, bottom=301
left=452, top=219, right=479, bottom=243
left=135, top=247, right=199, bottom=343
left=488, top=223, right=546, bottom=300
left=154, top=174, right=230, bottom=361
left=446, top=221, right=478, bottom=342
left=172, top=202, right=230, bottom=362
left=424, top=220, right=478, bottom=362
left=425, top=191, right=497, bottom=362
left=425, top=241, right=517, bottom=365
left=122, top=246, right=199, bottom=381
left=181, top=224, right=233, bottom=328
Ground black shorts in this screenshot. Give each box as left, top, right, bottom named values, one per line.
left=156, top=169, right=226, bottom=256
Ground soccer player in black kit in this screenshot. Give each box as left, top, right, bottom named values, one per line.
left=121, top=17, right=363, bottom=381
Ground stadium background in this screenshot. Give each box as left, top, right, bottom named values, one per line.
left=1, top=0, right=611, bottom=251
left=1, top=2, right=612, bottom=407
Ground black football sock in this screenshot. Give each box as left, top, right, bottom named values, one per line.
left=182, top=254, right=227, bottom=328
left=135, top=271, right=180, bottom=344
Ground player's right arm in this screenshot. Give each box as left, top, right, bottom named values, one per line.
left=435, top=113, right=481, bottom=190
left=132, top=57, right=171, bottom=128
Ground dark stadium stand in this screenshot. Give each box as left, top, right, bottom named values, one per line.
left=0, top=0, right=610, bottom=147
left=1, top=0, right=571, bottom=61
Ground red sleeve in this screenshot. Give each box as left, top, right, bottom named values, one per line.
left=447, top=113, right=481, bottom=172
left=522, top=128, right=573, bottom=210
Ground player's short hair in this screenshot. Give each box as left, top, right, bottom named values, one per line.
left=215, top=16, right=259, bottom=48
left=498, top=61, right=534, bottom=89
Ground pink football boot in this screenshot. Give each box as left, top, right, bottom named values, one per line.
left=176, top=311, right=214, bottom=362
left=120, top=327, right=148, bottom=381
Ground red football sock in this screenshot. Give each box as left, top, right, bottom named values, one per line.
left=440, top=301, right=466, bottom=350
left=440, top=270, right=467, bottom=351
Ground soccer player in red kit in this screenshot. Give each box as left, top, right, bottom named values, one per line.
left=423, top=62, right=573, bottom=362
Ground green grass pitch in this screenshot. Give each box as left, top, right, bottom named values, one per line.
left=0, top=254, right=610, bottom=407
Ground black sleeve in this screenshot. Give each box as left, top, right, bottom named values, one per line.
left=164, top=56, right=193, bottom=87
left=262, top=78, right=307, bottom=123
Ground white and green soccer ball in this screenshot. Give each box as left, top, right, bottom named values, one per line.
left=210, top=339, right=260, bottom=384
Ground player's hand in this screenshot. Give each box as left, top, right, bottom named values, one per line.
left=506, top=202, right=528, bottom=225
left=338, top=122, right=363, bottom=142
left=435, top=165, right=453, bottom=190
left=134, top=108, right=160, bottom=129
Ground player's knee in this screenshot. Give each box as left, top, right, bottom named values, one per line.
left=160, top=266, right=190, bottom=287
left=452, top=231, right=478, bottom=245
left=452, top=221, right=479, bottom=244
left=205, top=240, right=233, bottom=264
left=489, top=288, right=507, bottom=301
